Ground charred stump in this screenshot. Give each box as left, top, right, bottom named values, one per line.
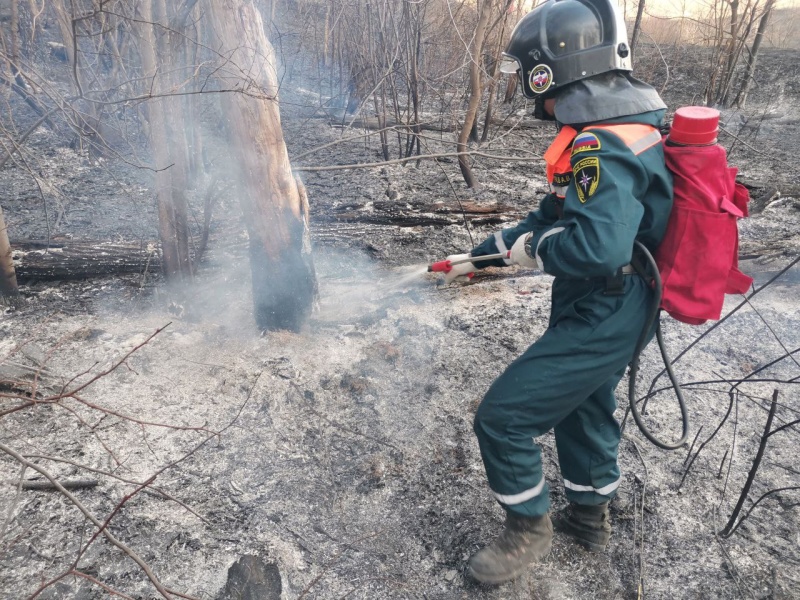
left=0, top=205, right=20, bottom=303
left=207, top=0, right=317, bottom=332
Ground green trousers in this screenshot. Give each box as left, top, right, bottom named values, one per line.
left=473, top=275, right=653, bottom=517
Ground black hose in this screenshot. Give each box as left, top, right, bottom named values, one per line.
left=628, top=241, right=690, bottom=450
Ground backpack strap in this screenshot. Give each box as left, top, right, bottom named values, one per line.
left=544, top=125, right=578, bottom=202
left=544, top=125, right=578, bottom=165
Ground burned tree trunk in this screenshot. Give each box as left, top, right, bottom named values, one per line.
left=0, top=205, right=20, bottom=302
left=207, top=0, right=316, bottom=332
left=138, top=0, right=192, bottom=281
left=457, top=0, right=493, bottom=188
left=630, top=0, right=646, bottom=62
left=734, top=0, right=776, bottom=108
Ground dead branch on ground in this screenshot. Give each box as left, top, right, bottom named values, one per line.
left=0, top=322, right=263, bottom=598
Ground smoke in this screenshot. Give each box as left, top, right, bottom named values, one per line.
left=311, top=249, right=431, bottom=326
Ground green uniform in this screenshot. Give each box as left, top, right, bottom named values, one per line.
left=470, top=110, right=673, bottom=516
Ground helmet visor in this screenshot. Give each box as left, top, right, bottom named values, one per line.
left=499, top=54, right=522, bottom=74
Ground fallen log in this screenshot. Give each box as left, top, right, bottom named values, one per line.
left=11, top=200, right=519, bottom=281
left=11, top=240, right=161, bottom=281
left=310, top=199, right=520, bottom=228
left=736, top=177, right=800, bottom=214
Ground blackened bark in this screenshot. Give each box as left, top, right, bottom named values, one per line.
left=0, top=206, right=20, bottom=301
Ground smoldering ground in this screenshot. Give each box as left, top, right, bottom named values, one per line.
left=3, top=98, right=800, bottom=597
left=3, top=233, right=799, bottom=599
left=4, top=102, right=800, bottom=597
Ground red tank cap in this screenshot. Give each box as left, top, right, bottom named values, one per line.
left=668, top=106, right=720, bottom=146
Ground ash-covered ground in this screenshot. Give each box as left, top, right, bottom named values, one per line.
left=2, top=43, right=800, bottom=600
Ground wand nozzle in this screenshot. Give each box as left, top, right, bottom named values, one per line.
left=427, top=251, right=511, bottom=274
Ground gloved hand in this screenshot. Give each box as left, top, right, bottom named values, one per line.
left=443, top=253, right=476, bottom=284
left=510, top=233, right=538, bottom=269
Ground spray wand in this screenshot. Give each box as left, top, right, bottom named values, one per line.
left=427, top=251, right=511, bottom=278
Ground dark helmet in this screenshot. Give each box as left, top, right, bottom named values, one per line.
left=500, top=0, right=632, bottom=99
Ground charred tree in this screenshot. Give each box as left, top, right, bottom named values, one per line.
left=457, top=0, right=493, bottom=188
left=207, top=0, right=316, bottom=332
left=481, top=0, right=514, bottom=143
left=704, top=0, right=765, bottom=107
left=137, top=0, right=192, bottom=281
left=0, top=205, right=20, bottom=303
left=630, top=0, right=646, bottom=62
left=734, top=0, right=777, bottom=108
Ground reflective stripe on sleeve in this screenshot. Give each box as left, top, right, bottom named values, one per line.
left=627, top=129, right=663, bottom=156
left=534, top=226, right=565, bottom=271
left=549, top=184, right=569, bottom=198
left=563, top=476, right=621, bottom=497
left=492, top=477, right=546, bottom=505
left=586, top=124, right=662, bottom=156
left=493, top=231, right=514, bottom=265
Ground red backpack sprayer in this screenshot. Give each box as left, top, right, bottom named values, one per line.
left=626, top=106, right=752, bottom=449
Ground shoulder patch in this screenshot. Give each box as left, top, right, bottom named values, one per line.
left=571, top=132, right=601, bottom=156
left=573, top=157, right=600, bottom=203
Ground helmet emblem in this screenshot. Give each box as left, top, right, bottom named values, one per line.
left=529, top=64, right=553, bottom=94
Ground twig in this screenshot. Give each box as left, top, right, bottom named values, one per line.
left=717, top=449, right=729, bottom=479
left=20, top=478, right=97, bottom=491
left=719, top=394, right=740, bottom=507
left=0, top=108, right=59, bottom=170
left=54, top=324, right=171, bottom=399
left=741, top=298, right=800, bottom=372
left=55, top=401, right=123, bottom=466
left=17, top=369, right=260, bottom=600
left=294, top=149, right=539, bottom=172
left=0, top=442, right=182, bottom=600
left=719, top=125, right=790, bottom=168
left=297, top=530, right=384, bottom=599
left=725, top=486, right=800, bottom=538
left=720, top=390, right=779, bottom=537
left=683, top=426, right=703, bottom=467
left=69, top=570, right=135, bottom=599
left=714, top=526, right=757, bottom=600
left=678, top=392, right=735, bottom=492
left=765, top=417, right=800, bottom=438
left=1, top=464, right=27, bottom=539
left=627, top=436, right=649, bottom=599
left=22, top=453, right=210, bottom=525
left=644, top=255, right=800, bottom=402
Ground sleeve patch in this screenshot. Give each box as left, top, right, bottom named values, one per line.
left=571, top=132, right=601, bottom=156
left=573, top=157, right=600, bottom=203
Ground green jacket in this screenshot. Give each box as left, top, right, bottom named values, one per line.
left=471, top=110, right=672, bottom=278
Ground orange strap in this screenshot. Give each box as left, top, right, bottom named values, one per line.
left=544, top=125, right=578, bottom=167
left=584, top=123, right=662, bottom=156
left=544, top=125, right=577, bottom=183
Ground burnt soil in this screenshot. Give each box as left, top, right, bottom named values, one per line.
left=1, top=42, right=800, bottom=600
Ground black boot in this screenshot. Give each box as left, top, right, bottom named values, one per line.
left=468, top=512, right=553, bottom=585
left=552, top=502, right=611, bottom=552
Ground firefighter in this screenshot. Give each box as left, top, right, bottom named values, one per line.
left=445, top=0, right=674, bottom=584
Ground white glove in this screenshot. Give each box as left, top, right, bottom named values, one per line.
left=510, top=233, right=538, bottom=269
left=443, top=253, right=476, bottom=284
